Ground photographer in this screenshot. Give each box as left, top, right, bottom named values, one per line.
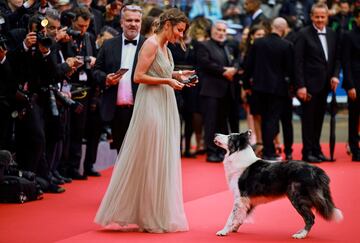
left=43, top=9, right=79, bottom=184
left=0, top=35, right=17, bottom=150
left=60, top=6, right=98, bottom=179
left=8, top=14, right=65, bottom=193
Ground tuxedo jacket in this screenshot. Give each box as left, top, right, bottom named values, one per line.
left=251, top=12, right=269, bottom=28
left=294, top=25, right=340, bottom=94
left=93, top=35, right=145, bottom=122
left=244, top=33, right=293, bottom=97
left=342, top=25, right=360, bottom=92
left=196, top=39, right=237, bottom=99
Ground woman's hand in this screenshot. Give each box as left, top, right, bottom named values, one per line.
left=177, top=70, right=195, bottom=82
left=168, top=78, right=185, bottom=90
left=176, top=70, right=198, bottom=87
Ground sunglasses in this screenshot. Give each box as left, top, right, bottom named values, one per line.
left=122, top=5, right=143, bottom=13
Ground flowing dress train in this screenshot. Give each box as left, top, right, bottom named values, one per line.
left=94, top=47, right=188, bottom=233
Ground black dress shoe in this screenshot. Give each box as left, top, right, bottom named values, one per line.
left=206, top=154, right=223, bottom=163
left=47, top=183, right=66, bottom=193
left=53, top=170, right=72, bottom=183
left=182, top=151, right=197, bottom=158
left=84, top=169, right=101, bottom=177
left=69, top=171, right=88, bottom=180
left=49, top=175, right=65, bottom=185
left=316, top=153, right=331, bottom=162
left=302, top=155, right=321, bottom=163
left=352, top=156, right=360, bottom=162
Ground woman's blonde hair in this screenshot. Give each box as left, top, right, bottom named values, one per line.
left=155, top=8, right=189, bottom=50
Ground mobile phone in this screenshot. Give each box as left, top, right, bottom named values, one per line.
left=115, top=68, right=129, bottom=75
left=182, top=74, right=198, bottom=84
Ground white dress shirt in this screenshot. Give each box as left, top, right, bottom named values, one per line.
left=314, top=25, right=328, bottom=61
left=116, top=33, right=139, bottom=106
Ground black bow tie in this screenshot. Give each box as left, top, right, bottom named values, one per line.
left=317, top=32, right=326, bottom=35
left=124, top=39, right=137, bottom=45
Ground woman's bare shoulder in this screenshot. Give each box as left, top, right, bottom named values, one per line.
left=143, top=35, right=159, bottom=51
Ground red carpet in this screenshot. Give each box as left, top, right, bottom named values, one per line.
left=0, top=143, right=359, bottom=243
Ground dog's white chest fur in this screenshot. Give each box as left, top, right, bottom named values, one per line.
left=223, top=146, right=259, bottom=194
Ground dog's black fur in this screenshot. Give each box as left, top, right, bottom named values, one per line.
left=214, top=131, right=343, bottom=239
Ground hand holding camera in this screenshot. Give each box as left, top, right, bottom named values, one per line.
left=24, top=32, right=37, bottom=49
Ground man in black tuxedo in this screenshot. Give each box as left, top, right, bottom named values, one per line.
left=294, top=3, right=340, bottom=163
left=244, top=0, right=269, bottom=29
left=244, top=17, right=293, bottom=160
left=342, top=7, right=360, bottom=161
left=197, top=20, right=238, bottom=162
left=93, top=5, right=145, bottom=152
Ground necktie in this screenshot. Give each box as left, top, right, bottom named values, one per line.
left=124, top=39, right=137, bottom=45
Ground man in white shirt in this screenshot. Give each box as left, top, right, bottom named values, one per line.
left=93, top=5, right=145, bottom=152
left=294, top=3, right=340, bottom=163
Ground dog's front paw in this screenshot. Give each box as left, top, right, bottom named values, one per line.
left=216, top=229, right=229, bottom=236
left=292, top=229, right=308, bottom=239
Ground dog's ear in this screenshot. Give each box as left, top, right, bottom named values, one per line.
left=228, top=133, right=249, bottom=154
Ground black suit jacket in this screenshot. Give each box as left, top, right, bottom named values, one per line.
left=0, top=55, right=17, bottom=106
left=93, top=35, right=145, bottom=122
left=197, top=39, right=236, bottom=99
left=342, top=25, right=360, bottom=91
left=294, top=25, right=340, bottom=94
left=244, top=33, right=293, bottom=96
left=7, top=28, right=58, bottom=93
left=251, top=11, right=269, bottom=28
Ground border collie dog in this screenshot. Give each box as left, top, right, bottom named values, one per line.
left=214, top=130, right=343, bottom=239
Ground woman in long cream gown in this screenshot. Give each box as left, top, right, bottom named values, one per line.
left=95, top=8, right=195, bottom=233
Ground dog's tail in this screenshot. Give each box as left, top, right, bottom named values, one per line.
left=311, top=169, right=343, bottom=222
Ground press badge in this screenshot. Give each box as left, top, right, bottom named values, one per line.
left=79, top=71, right=88, bottom=82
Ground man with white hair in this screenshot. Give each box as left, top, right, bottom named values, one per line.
left=197, top=20, right=240, bottom=162
left=243, top=17, right=294, bottom=160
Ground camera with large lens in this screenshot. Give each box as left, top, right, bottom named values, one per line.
left=46, top=85, right=84, bottom=114
left=34, top=15, right=53, bottom=48
left=66, top=27, right=81, bottom=37
left=84, top=56, right=91, bottom=70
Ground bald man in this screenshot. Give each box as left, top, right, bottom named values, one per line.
left=243, top=17, right=294, bottom=160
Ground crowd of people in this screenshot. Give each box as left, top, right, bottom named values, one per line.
left=0, top=0, right=359, bottom=198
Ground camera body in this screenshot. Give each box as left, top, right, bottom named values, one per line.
left=34, top=16, right=52, bottom=48
left=66, top=27, right=81, bottom=38
left=36, top=32, right=53, bottom=48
